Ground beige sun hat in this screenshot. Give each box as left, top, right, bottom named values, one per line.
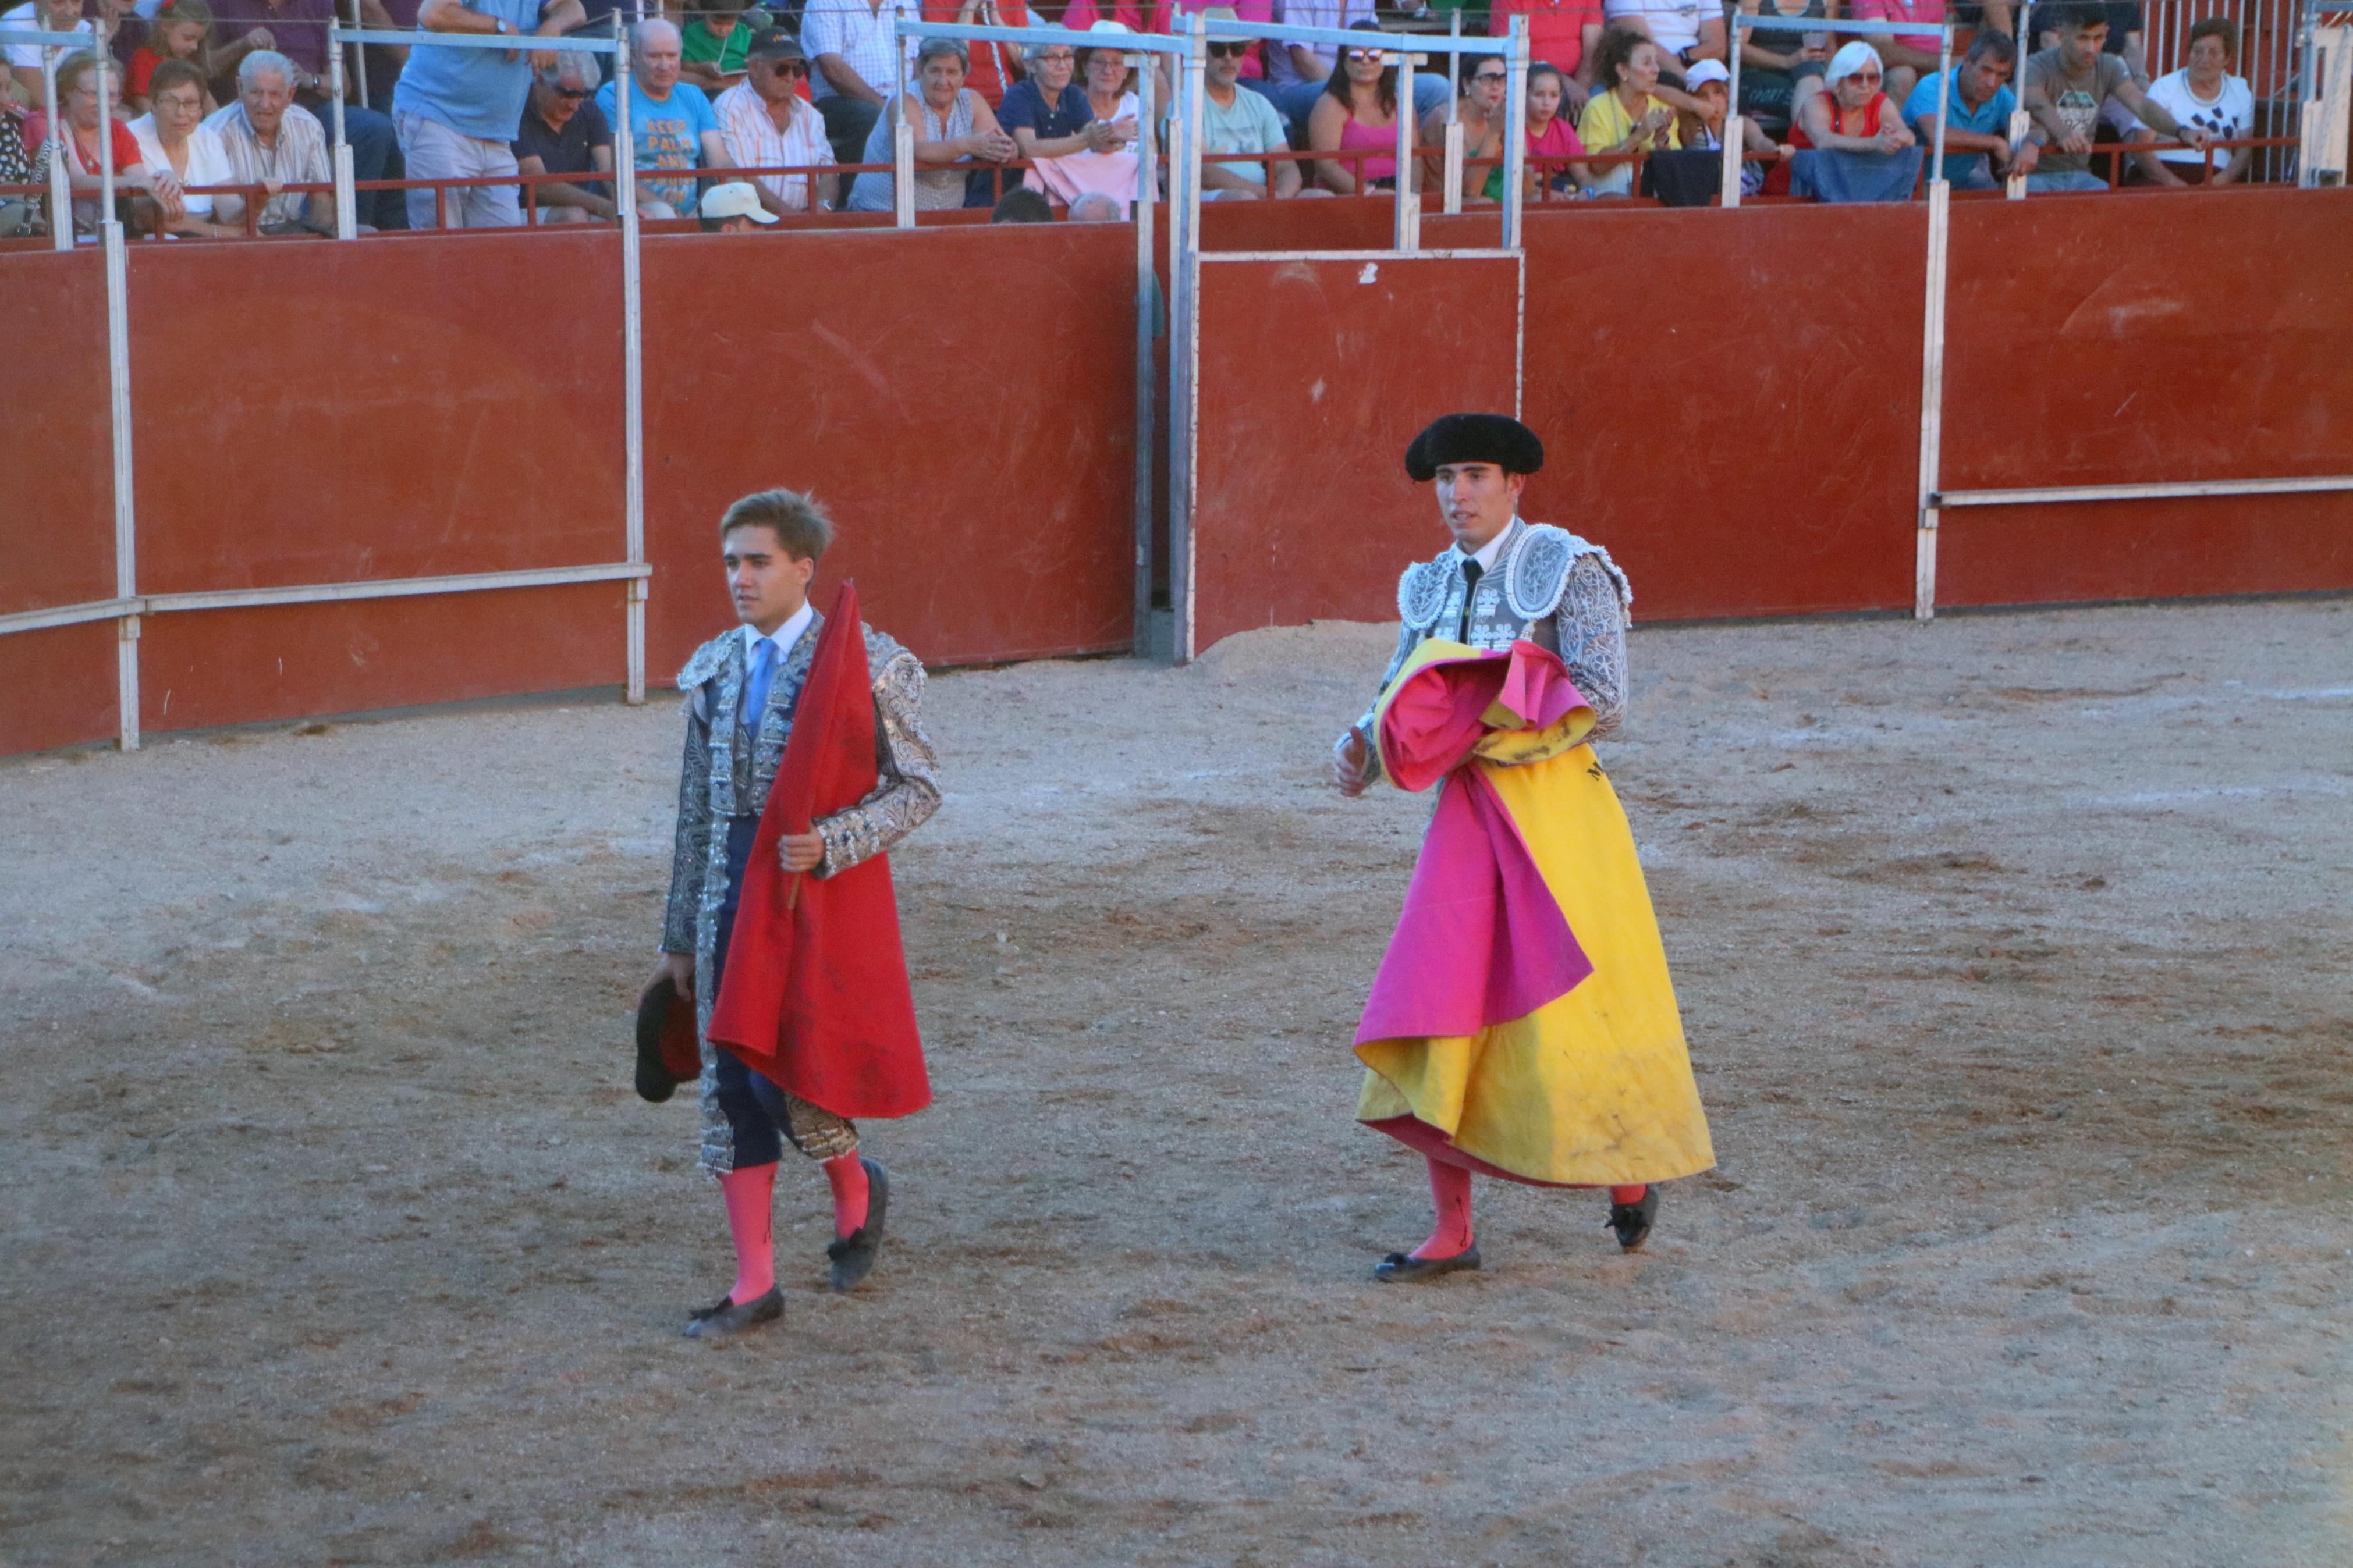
left=1085, top=19, right=1145, bottom=66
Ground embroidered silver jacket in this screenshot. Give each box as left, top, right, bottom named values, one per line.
left=1352, top=519, right=1634, bottom=787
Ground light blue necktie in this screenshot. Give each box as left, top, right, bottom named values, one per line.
left=739, top=636, right=779, bottom=731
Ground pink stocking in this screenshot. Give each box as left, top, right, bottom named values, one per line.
left=1412, top=1155, right=1476, bottom=1261
left=1610, top=1183, right=1648, bottom=1206
left=718, top=1162, right=777, bottom=1304
left=821, top=1150, right=869, bottom=1238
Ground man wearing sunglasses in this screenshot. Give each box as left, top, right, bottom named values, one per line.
left=1186, top=8, right=1299, bottom=198
left=715, top=27, right=836, bottom=216
left=512, top=51, right=616, bottom=222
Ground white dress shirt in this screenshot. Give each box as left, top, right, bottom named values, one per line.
left=741, top=600, right=815, bottom=677
left=1456, top=517, right=1518, bottom=576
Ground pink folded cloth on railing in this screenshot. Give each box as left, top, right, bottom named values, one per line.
left=1025, top=151, right=1140, bottom=215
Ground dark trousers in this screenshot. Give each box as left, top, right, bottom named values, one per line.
left=304, top=99, right=407, bottom=230
left=816, top=94, right=880, bottom=207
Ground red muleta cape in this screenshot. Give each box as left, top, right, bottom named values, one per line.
left=706, top=581, right=932, bottom=1120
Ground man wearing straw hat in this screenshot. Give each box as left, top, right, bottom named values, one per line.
left=1332, top=413, right=1713, bottom=1282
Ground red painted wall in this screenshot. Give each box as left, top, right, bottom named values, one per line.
left=1935, top=188, right=2353, bottom=607
left=638, top=221, right=1139, bottom=676
left=1189, top=253, right=1521, bottom=651
left=1518, top=201, right=1924, bottom=623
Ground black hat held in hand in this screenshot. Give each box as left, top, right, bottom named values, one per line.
left=1404, top=413, right=1545, bottom=483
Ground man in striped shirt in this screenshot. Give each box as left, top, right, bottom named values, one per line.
left=800, top=0, right=917, bottom=191
left=713, top=27, right=836, bottom=215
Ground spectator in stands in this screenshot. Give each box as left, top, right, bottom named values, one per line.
left=679, top=0, right=749, bottom=95
left=1903, top=27, right=2033, bottom=190
left=27, top=50, right=186, bottom=232
left=1788, top=38, right=1918, bottom=201
left=801, top=0, right=917, bottom=196
left=1017, top=22, right=1141, bottom=211
left=2127, top=16, right=2251, bottom=187
left=927, top=0, right=1031, bottom=111
left=999, top=37, right=1114, bottom=164
left=696, top=176, right=773, bottom=229
left=391, top=0, right=581, bottom=229
left=989, top=182, right=1049, bottom=219
left=715, top=27, right=833, bottom=216
left=1152, top=0, right=1265, bottom=86
left=2021, top=2, right=2204, bottom=193
left=1844, top=0, right=1942, bottom=112
left=596, top=16, right=733, bottom=219
left=1677, top=56, right=1780, bottom=194
left=513, top=51, right=613, bottom=221
left=846, top=35, right=1013, bottom=211
left=1067, top=187, right=1121, bottom=219
left=1510, top=61, right=1591, bottom=195
left=0, top=100, right=36, bottom=235
left=1308, top=21, right=1409, bottom=193
left=1577, top=23, right=1677, bottom=196
left=1257, top=0, right=1368, bottom=136
left=1420, top=49, right=1505, bottom=205
left=1488, top=0, right=1598, bottom=117
left=1188, top=5, right=1297, bottom=199
left=128, top=55, right=240, bottom=232
left=123, top=0, right=214, bottom=115
left=6, top=0, right=92, bottom=105
left=1599, top=0, right=1724, bottom=86
left=1730, top=0, right=1826, bottom=134
left=210, top=0, right=404, bottom=229
left=205, top=48, right=337, bottom=231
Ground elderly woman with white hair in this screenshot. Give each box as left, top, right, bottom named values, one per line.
left=847, top=35, right=1016, bottom=212
left=1786, top=40, right=1918, bottom=202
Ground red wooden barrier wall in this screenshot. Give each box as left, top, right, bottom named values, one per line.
left=1, top=252, right=119, bottom=755
left=1188, top=252, right=1521, bottom=652
left=638, top=221, right=1138, bottom=677
left=1935, top=188, right=2353, bottom=607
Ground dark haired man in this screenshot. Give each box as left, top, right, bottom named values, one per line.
left=650, top=490, right=939, bottom=1338
left=1333, top=413, right=1713, bottom=1282
left=2021, top=1, right=2205, bottom=192
left=1903, top=27, right=2035, bottom=190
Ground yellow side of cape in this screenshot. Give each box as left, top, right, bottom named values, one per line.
left=1356, top=681, right=1714, bottom=1185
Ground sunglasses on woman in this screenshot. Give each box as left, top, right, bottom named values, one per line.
left=1345, top=47, right=1387, bottom=62
left=1204, top=41, right=1244, bottom=58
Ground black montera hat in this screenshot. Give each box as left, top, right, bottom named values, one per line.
left=1404, top=413, right=1545, bottom=482
left=633, top=975, right=701, bottom=1103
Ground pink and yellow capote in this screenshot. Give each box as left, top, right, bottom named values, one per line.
left=1354, top=637, right=1715, bottom=1187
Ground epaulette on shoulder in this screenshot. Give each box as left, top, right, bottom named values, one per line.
left=1397, top=556, right=1451, bottom=633
left=675, top=631, right=735, bottom=692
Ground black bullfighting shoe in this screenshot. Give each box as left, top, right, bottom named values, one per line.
left=683, top=1286, right=783, bottom=1339
left=1373, top=1245, right=1482, bottom=1283
left=1608, top=1185, right=1660, bottom=1252
left=826, top=1158, right=890, bottom=1293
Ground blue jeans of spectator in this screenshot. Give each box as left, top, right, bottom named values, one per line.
left=395, top=109, right=523, bottom=229
left=1947, top=158, right=2000, bottom=191
left=325, top=102, right=404, bottom=229
left=2025, top=168, right=2108, bottom=193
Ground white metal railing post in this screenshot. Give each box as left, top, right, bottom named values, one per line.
left=1915, top=174, right=1950, bottom=623
left=616, top=15, right=646, bottom=704
left=1394, top=44, right=1418, bottom=251
left=349, top=0, right=370, bottom=109
left=1135, top=47, right=1158, bottom=657
left=2007, top=0, right=2032, bottom=198
left=94, top=24, right=141, bottom=747
left=40, top=44, right=69, bottom=251
left=1931, top=23, right=1951, bottom=182
left=893, top=108, right=915, bottom=226
left=1168, top=16, right=1206, bottom=664
left=2301, top=6, right=2352, bottom=185
left=330, top=20, right=357, bottom=239
left=1721, top=0, right=1744, bottom=207
left=1442, top=11, right=1463, bottom=215
left=1502, top=16, right=1527, bottom=248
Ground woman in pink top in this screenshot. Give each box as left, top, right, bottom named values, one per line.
left=1846, top=0, right=1944, bottom=109
left=1308, top=22, right=1414, bottom=193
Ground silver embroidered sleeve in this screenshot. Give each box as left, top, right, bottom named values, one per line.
left=1348, top=620, right=1424, bottom=784
left=1555, top=555, right=1629, bottom=741
left=814, top=652, right=942, bottom=877
left=661, top=696, right=712, bottom=954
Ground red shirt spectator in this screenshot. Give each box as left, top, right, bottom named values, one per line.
left=1490, top=0, right=1603, bottom=80
left=920, top=0, right=1031, bottom=108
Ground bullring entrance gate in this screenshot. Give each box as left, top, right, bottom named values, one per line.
left=1164, top=17, right=1534, bottom=663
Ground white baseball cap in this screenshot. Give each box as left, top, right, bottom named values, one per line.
left=1683, top=58, right=1730, bottom=88
left=700, top=182, right=778, bottom=224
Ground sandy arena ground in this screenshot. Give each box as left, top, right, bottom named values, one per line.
left=3, top=599, right=2350, bottom=1566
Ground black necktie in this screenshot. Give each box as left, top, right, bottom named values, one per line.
left=1456, top=560, right=1484, bottom=643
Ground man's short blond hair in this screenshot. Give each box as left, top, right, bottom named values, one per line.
left=719, top=489, right=833, bottom=561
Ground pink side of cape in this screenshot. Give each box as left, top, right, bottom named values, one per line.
left=1354, top=642, right=1594, bottom=1047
